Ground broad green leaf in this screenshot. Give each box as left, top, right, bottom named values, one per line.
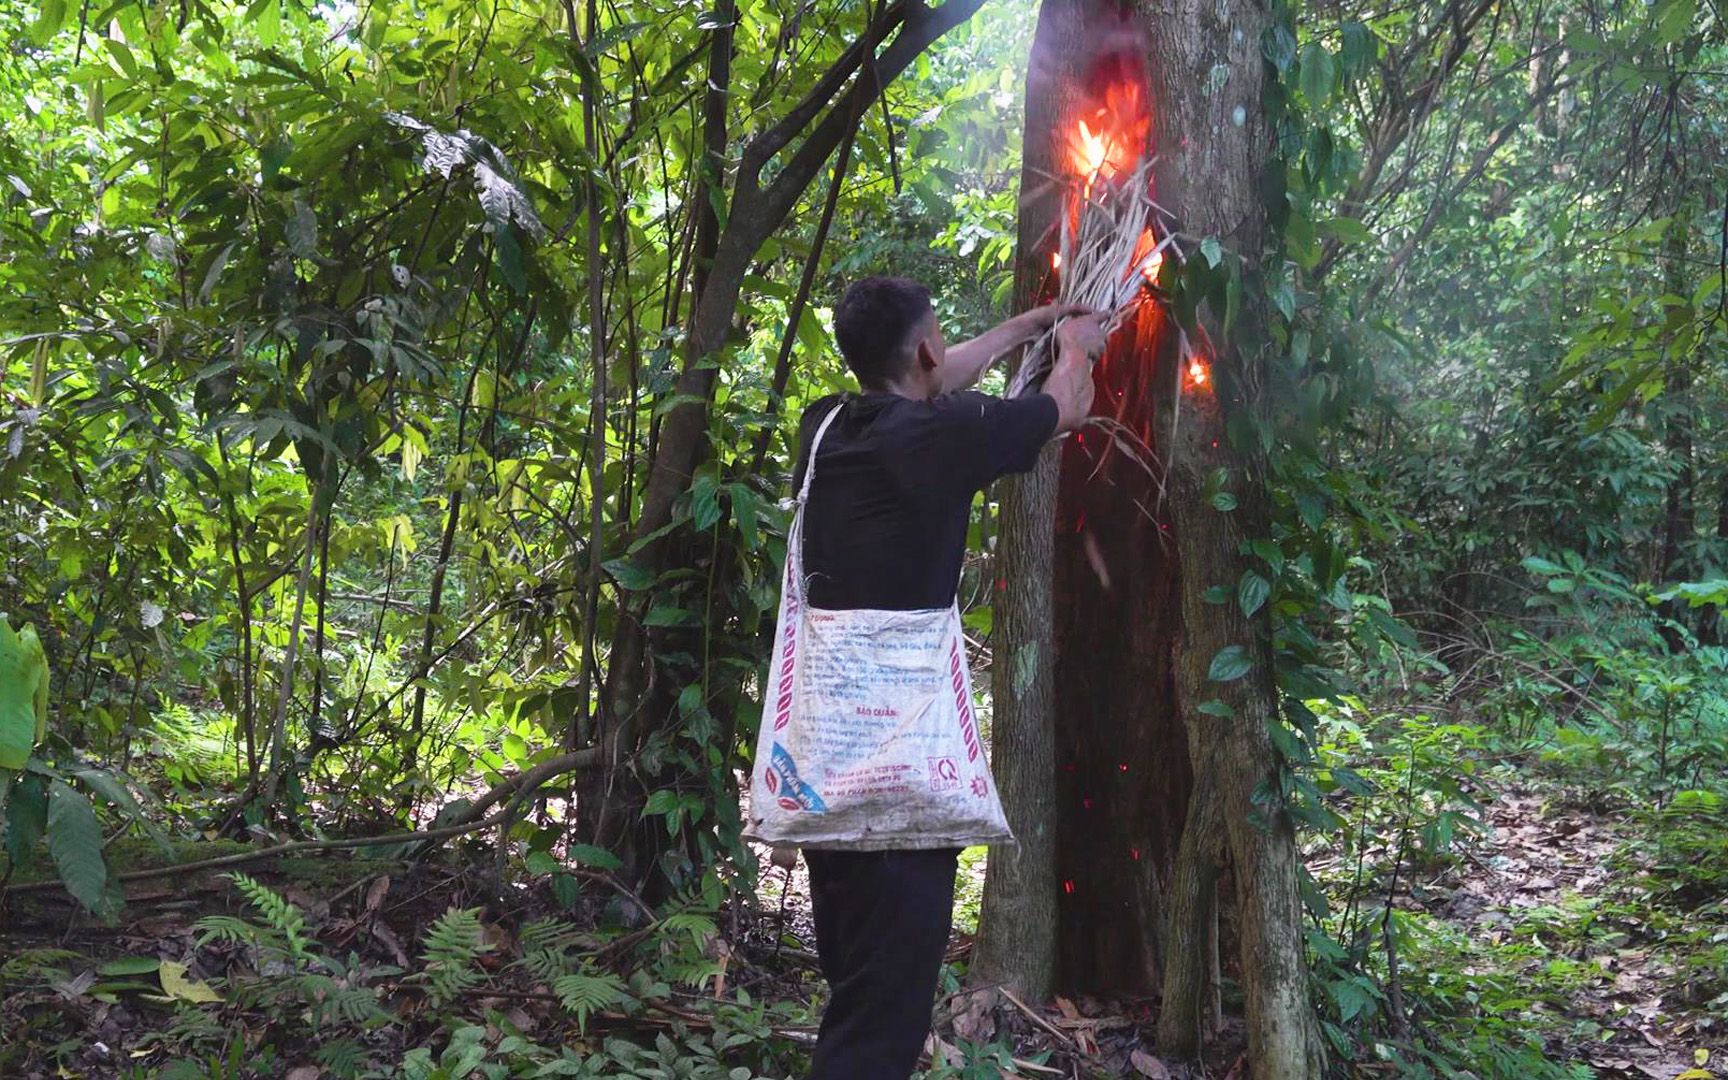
left=1261, top=25, right=1297, bottom=72
left=1237, top=571, right=1271, bottom=617
left=285, top=200, right=317, bottom=258
left=1521, top=555, right=1567, bottom=576
left=29, top=0, right=67, bottom=45
left=72, top=767, right=170, bottom=852
left=1207, top=645, right=1254, bottom=683
left=524, top=850, right=560, bottom=875
left=1298, top=44, right=1336, bottom=105
left=47, top=779, right=113, bottom=919
left=1338, top=22, right=1375, bottom=78
left=728, top=483, right=761, bottom=547
left=197, top=243, right=236, bottom=303
left=1318, top=216, right=1373, bottom=245
left=566, top=843, right=623, bottom=870
left=101, top=956, right=161, bottom=976
left=643, top=605, right=698, bottom=627
left=1655, top=0, right=1696, bottom=43
left=690, top=475, right=722, bottom=531
left=603, top=558, right=656, bottom=591
left=0, top=618, right=48, bottom=770
left=5, top=772, right=47, bottom=869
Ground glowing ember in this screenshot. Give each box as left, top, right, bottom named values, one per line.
left=1188, top=357, right=1209, bottom=386
left=1051, top=251, right=1062, bottom=270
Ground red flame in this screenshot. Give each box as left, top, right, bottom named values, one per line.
left=1064, top=81, right=1150, bottom=190
left=1130, top=227, right=1163, bottom=281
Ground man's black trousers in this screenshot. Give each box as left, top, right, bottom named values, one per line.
left=804, top=847, right=960, bottom=1079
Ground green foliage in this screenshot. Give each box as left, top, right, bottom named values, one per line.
left=417, top=906, right=493, bottom=1007
left=552, top=968, right=628, bottom=1033
left=44, top=777, right=118, bottom=921
left=196, top=872, right=314, bottom=966
left=0, top=616, right=48, bottom=769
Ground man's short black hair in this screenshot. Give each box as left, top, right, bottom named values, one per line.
left=833, top=276, right=934, bottom=389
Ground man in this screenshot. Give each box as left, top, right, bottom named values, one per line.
left=791, top=276, right=1104, bottom=1078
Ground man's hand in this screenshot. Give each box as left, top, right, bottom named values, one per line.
left=1021, top=302, right=1095, bottom=336
left=1047, top=313, right=1105, bottom=433
left=1055, top=313, right=1107, bottom=362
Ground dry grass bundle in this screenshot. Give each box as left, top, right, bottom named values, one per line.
left=1007, top=158, right=1178, bottom=399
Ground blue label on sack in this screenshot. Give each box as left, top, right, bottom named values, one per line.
left=768, top=743, right=827, bottom=814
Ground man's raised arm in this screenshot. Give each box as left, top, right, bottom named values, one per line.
left=942, top=303, right=1092, bottom=393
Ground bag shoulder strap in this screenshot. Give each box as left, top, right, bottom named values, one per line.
left=787, top=399, right=847, bottom=600
left=797, top=398, right=848, bottom=507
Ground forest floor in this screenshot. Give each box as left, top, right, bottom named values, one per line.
left=1393, top=773, right=1725, bottom=1080
left=752, top=765, right=1727, bottom=1079
left=1, top=760, right=1723, bottom=1078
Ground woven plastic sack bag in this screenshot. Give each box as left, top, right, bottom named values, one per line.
left=744, top=402, right=1013, bottom=851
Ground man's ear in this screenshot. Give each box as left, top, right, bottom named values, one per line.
left=915, top=337, right=940, bottom=372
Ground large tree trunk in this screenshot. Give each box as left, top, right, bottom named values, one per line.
left=1051, top=303, right=1190, bottom=996
left=977, top=0, right=1193, bottom=1001
left=985, top=0, right=1325, bottom=1071
left=1143, top=0, right=1325, bottom=1073
left=974, top=0, right=1081, bottom=1001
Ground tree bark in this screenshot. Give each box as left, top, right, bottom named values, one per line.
left=974, top=0, right=1076, bottom=1001
left=1142, top=0, right=1325, bottom=1072
left=1052, top=306, right=1190, bottom=995
left=1656, top=207, right=1696, bottom=649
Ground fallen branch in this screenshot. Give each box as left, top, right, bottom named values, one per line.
left=2, top=748, right=602, bottom=898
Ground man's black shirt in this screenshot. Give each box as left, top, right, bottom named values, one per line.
left=791, top=389, right=1059, bottom=611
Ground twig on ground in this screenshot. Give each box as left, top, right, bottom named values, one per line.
left=997, top=985, right=1082, bottom=1050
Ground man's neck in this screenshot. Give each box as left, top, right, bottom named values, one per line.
left=869, top=375, right=935, bottom=401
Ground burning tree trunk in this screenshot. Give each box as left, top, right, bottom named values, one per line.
left=976, top=0, right=1190, bottom=1001
left=981, top=0, right=1325, bottom=1073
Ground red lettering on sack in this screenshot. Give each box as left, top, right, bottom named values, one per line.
left=772, top=586, right=800, bottom=731
left=949, top=638, right=982, bottom=762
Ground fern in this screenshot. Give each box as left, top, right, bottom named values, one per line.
left=195, top=874, right=314, bottom=970
left=0, top=946, right=82, bottom=982
left=229, top=872, right=312, bottom=962
left=314, top=1038, right=370, bottom=1080
left=517, top=917, right=588, bottom=955
left=297, top=973, right=387, bottom=1029
left=152, top=1004, right=227, bottom=1052
left=658, top=911, right=718, bottom=945
left=552, top=966, right=627, bottom=1033
left=192, top=915, right=257, bottom=948
left=514, top=917, right=590, bottom=982
left=661, top=956, right=726, bottom=992
left=416, top=906, right=491, bottom=1006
